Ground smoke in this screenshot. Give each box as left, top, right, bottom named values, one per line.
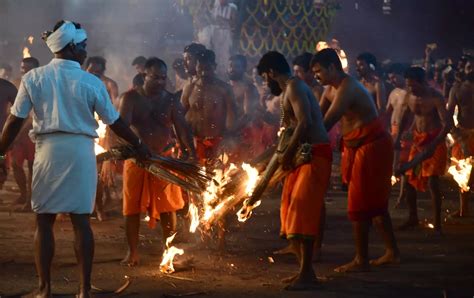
left=0, top=0, right=194, bottom=91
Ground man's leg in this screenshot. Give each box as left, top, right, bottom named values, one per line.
left=34, top=213, right=56, bottom=297
left=371, top=212, right=400, bottom=265
left=395, top=175, right=407, bottom=208
left=160, top=212, right=177, bottom=241
left=313, top=204, right=325, bottom=261
left=399, top=183, right=419, bottom=230
left=334, top=221, right=370, bottom=272
left=70, top=214, right=94, bottom=298
left=121, top=214, right=140, bottom=266
left=12, top=159, right=28, bottom=204
left=285, top=239, right=319, bottom=290
left=428, top=176, right=442, bottom=232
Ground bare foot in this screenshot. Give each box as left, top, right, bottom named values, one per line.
left=120, top=252, right=139, bottom=267
left=284, top=273, right=320, bottom=291
left=448, top=210, right=470, bottom=218
left=281, top=274, right=298, bottom=283
left=96, top=210, right=106, bottom=221
left=23, top=288, right=51, bottom=298
left=273, top=244, right=297, bottom=255
left=334, top=259, right=370, bottom=273
left=398, top=219, right=419, bottom=231
left=370, top=251, right=400, bottom=266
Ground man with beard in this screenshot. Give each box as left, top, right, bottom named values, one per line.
left=386, top=63, right=411, bottom=208
left=0, top=78, right=17, bottom=190
left=227, top=54, right=266, bottom=160
left=356, top=52, right=387, bottom=114
left=292, top=52, right=324, bottom=101
left=447, top=56, right=474, bottom=217
left=181, top=49, right=236, bottom=165
left=256, top=51, right=332, bottom=290
left=312, top=48, right=399, bottom=272
left=120, top=57, right=195, bottom=266
left=85, top=56, right=119, bottom=104
left=395, top=67, right=450, bottom=233
left=0, top=20, right=149, bottom=298
left=182, top=43, right=207, bottom=88
left=9, top=57, right=40, bottom=210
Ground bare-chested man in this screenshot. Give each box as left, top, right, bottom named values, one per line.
left=132, top=56, right=146, bottom=74
left=9, top=57, right=40, bottom=210
left=181, top=49, right=236, bottom=165
left=293, top=52, right=324, bottom=101
left=386, top=63, right=410, bottom=208
left=356, top=52, right=387, bottom=113
left=182, top=43, right=207, bottom=87
left=447, top=56, right=474, bottom=217
left=395, top=67, right=451, bottom=233
left=0, top=78, right=17, bottom=189
left=228, top=54, right=267, bottom=159
left=255, top=51, right=331, bottom=290
left=120, top=57, right=195, bottom=266
left=85, top=56, right=119, bottom=104
left=312, top=48, right=399, bottom=272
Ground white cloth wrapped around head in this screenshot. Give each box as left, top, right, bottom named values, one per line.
left=46, top=21, right=87, bottom=53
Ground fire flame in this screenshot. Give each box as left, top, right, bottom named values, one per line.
left=22, top=47, right=31, bottom=58
left=159, top=233, right=184, bottom=274
left=448, top=157, right=473, bottom=193
left=237, top=199, right=261, bottom=222
left=27, top=36, right=34, bottom=44
left=94, top=115, right=107, bottom=155
left=391, top=175, right=399, bottom=186
left=241, top=163, right=259, bottom=196
left=188, top=203, right=199, bottom=233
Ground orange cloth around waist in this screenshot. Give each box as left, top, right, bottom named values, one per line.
left=391, top=124, right=412, bottom=163
left=122, top=160, right=184, bottom=228
left=9, top=134, right=35, bottom=164
left=452, top=128, right=474, bottom=160
left=280, top=144, right=332, bottom=240
left=407, top=129, right=447, bottom=191
left=194, top=136, right=223, bottom=165
left=342, top=118, right=393, bottom=221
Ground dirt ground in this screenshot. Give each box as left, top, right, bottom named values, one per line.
left=1, top=165, right=474, bottom=298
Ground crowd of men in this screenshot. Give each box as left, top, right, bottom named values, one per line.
left=0, top=18, right=473, bottom=296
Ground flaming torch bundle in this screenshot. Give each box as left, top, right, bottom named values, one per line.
left=448, top=156, right=473, bottom=192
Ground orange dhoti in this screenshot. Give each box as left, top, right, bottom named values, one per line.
left=391, top=124, right=412, bottom=164
left=342, top=118, right=393, bottom=221
left=407, top=129, right=447, bottom=192
left=122, top=160, right=184, bottom=228
left=194, top=136, right=223, bottom=165
left=280, top=144, right=332, bottom=240
left=9, top=134, right=35, bottom=166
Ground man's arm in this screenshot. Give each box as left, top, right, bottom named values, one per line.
left=318, top=88, right=332, bottom=117
left=0, top=114, right=26, bottom=155
left=118, top=91, right=135, bottom=126
left=108, top=80, right=119, bottom=104
left=323, top=82, right=353, bottom=132
left=171, top=98, right=196, bottom=159
left=280, top=81, right=312, bottom=169
left=446, top=84, right=458, bottom=120
left=180, top=81, right=192, bottom=111
left=375, top=80, right=387, bottom=113
left=224, top=85, right=237, bottom=133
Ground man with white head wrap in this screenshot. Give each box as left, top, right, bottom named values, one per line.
left=0, top=20, right=150, bottom=298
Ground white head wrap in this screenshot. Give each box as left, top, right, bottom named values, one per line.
left=46, top=21, right=88, bottom=53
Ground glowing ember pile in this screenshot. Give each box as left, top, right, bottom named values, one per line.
left=159, top=233, right=184, bottom=274
left=448, top=157, right=473, bottom=192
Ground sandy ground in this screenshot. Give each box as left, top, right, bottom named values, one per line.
left=1, top=166, right=474, bottom=298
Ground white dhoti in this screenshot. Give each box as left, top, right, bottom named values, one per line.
left=32, top=133, right=97, bottom=214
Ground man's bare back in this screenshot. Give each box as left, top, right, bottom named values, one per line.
left=387, top=88, right=408, bottom=127
left=182, top=77, right=235, bottom=138
left=449, top=80, right=474, bottom=129
left=321, top=76, right=378, bottom=135
left=282, top=78, right=328, bottom=145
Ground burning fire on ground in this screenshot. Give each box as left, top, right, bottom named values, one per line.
left=159, top=233, right=184, bottom=274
